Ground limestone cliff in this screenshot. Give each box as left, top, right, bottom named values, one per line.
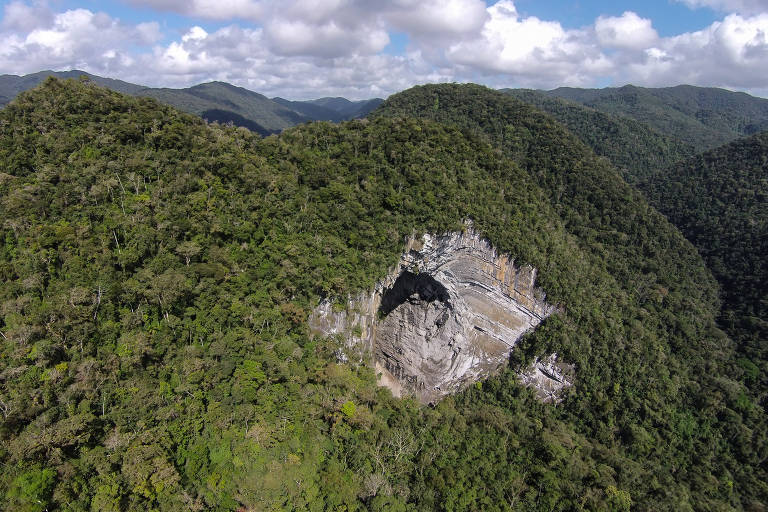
left=309, top=224, right=570, bottom=403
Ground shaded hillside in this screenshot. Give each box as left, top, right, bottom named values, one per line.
left=547, top=84, right=768, bottom=151
left=304, top=96, right=384, bottom=118
left=641, top=131, right=768, bottom=402
left=0, top=78, right=765, bottom=511
left=272, top=97, right=345, bottom=122
left=272, top=97, right=384, bottom=122
left=136, top=81, right=311, bottom=135
left=503, top=88, right=695, bottom=183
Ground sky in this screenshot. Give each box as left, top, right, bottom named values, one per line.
left=1, top=0, right=768, bottom=99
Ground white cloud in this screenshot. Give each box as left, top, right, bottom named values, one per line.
left=129, top=0, right=263, bottom=21
left=386, top=0, right=488, bottom=36
left=2, top=1, right=54, bottom=32
left=2, top=1, right=768, bottom=99
left=676, top=0, right=768, bottom=15
left=0, top=7, right=161, bottom=75
left=135, top=23, right=438, bottom=97
left=263, top=18, right=389, bottom=57
left=623, top=13, right=768, bottom=90
left=446, top=1, right=611, bottom=87
left=595, top=11, right=658, bottom=50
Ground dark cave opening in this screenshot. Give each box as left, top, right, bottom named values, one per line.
left=378, top=271, right=450, bottom=317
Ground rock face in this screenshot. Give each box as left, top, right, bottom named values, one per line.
left=518, top=354, right=574, bottom=404
left=309, top=224, right=565, bottom=403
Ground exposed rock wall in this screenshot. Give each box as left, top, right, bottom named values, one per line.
left=309, top=224, right=568, bottom=403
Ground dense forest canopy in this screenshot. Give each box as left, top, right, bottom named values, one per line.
left=640, top=131, right=768, bottom=405
left=0, top=78, right=766, bottom=511
left=502, top=89, right=695, bottom=184
left=545, top=84, right=768, bottom=151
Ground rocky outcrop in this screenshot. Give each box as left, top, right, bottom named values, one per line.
left=309, top=223, right=569, bottom=403
left=518, top=354, right=574, bottom=403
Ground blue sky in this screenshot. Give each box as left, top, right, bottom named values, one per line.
left=1, top=0, right=768, bottom=99
left=513, top=0, right=722, bottom=35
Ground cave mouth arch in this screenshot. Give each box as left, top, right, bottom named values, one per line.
left=378, top=271, right=451, bottom=317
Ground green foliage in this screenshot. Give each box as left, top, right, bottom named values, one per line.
left=341, top=400, right=356, bottom=418
left=641, top=131, right=768, bottom=404
left=8, top=466, right=57, bottom=511
left=373, top=83, right=767, bottom=509
left=546, top=84, right=768, bottom=151
left=0, top=77, right=765, bottom=511
left=503, top=88, right=695, bottom=183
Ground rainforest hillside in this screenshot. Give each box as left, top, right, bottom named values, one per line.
left=0, top=78, right=766, bottom=511
left=502, top=89, right=695, bottom=183
left=545, top=84, right=768, bottom=151
left=511, top=80, right=768, bottom=409
left=641, top=131, right=768, bottom=404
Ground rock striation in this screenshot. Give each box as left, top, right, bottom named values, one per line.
left=309, top=223, right=568, bottom=403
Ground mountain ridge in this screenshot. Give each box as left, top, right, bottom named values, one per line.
left=545, top=83, right=768, bottom=150
left=0, top=70, right=383, bottom=135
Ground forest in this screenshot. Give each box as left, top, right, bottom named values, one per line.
left=0, top=77, right=766, bottom=511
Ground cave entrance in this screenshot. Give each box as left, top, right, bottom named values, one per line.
left=378, top=271, right=450, bottom=317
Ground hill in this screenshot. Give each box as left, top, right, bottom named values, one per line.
left=272, top=97, right=346, bottom=122
left=502, top=89, right=696, bottom=183
left=0, top=78, right=765, bottom=510
left=136, top=81, right=311, bottom=135
left=304, top=96, right=385, bottom=119
left=0, top=71, right=381, bottom=136
left=273, top=96, right=384, bottom=123
left=546, top=84, right=768, bottom=151
left=0, top=70, right=144, bottom=106
left=372, top=82, right=768, bottom=508
left=641, top=131, right=768, bottom=402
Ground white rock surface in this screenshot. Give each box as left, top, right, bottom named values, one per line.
left=518, top=354, right=574, bottom=403
left=309, top=223, right=570, bottom=403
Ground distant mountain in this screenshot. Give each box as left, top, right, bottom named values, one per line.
left=545, top=84, right=768, bottom=151
left=503, top=88, right=696, bottom=183
left=273, top=96, right=384, bottom=122
left=0, top=70, right=144, bottom=106
left=0, top=71, right=382, bottom=135
left=137, top=82, right=312, bottom=135
left=272, top=97, right=345, bottom=122
left=304, top=97, right=384, bottom=119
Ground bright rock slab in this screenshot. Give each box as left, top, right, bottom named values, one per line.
left=309, top=224, right=561, bottom=403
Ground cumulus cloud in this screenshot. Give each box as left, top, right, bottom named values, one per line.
left=137, top=23, right=440, bottom=97
left=263, top=18, right=389, bottom=57
left=675, top=0, right=768, bottom=15
left=595, top=11, right=658, bottom=50
left=446, top=1, right=610, bottom=87
left=623, top=13, right=768, bottom=90
left=0, top=7, right=161, bottom=75
left=2, top=0, right=768, bottom=98
left=128, top=0, right=263, bottom=21
left=386, top=0, right=488, bottom=36
left=2, top=1, right=54, bottom=32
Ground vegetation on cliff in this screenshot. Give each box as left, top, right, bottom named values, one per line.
left=0, top=78, right=765, bottom=510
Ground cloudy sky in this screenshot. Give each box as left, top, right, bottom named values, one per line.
left=1, top=0, right=768, bottom=99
